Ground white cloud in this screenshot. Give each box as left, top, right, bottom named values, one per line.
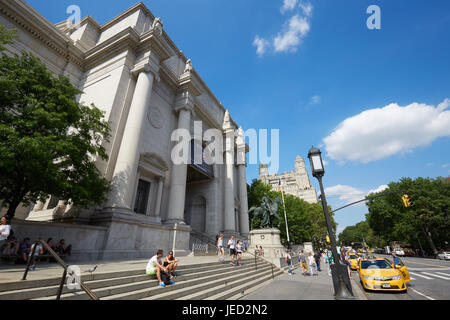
left=443, top=163, right=450, bottom=168
left=325, top=184, right=389, bottom=206
left=310, top=95, right=321, bottom=104
left=323, top=99, right=450, bottom=164
left=253, top=1, right=313, bottom=56
left=325, top=185, right=366, bottom=205
left=281, top=0, right=298, bottom=14
left=253, top=35, right=269, bottom=56
left=273, top=14, right=310, bottom=53
left=299, top=1, right=313, bottom=17
left=427, top=162, right=433, bottom=166
left=368, top=185, right=388, bottom=194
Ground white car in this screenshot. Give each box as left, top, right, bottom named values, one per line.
left=393, top=249, right=405, bottom=256
left=438, top=252, right=450, bottom=260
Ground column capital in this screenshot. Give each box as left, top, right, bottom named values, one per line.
left=174, top=89, right=195, bottom=114
left=131, top=56, right=161, bottom=81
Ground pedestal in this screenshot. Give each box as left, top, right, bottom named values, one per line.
left=249, top=228, right=286, bottom=268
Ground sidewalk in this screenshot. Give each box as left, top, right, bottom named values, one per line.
left=242, top=265, right=367, bottom=300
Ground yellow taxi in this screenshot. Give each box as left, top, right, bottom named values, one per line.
left=348, top=253, right=359, bottom=270
left=358, top=257, right=410, bottom=292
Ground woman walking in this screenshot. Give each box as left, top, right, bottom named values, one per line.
left=235, top=240, right=243, bottom=266
left=308, top=252, right=318, bottom=276
left=217, top=234, right=225, bottom=263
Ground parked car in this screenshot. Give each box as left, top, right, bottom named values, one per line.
left=393, top=248, right=405, bottom=256
left=437, top=252, right=450, bottom=260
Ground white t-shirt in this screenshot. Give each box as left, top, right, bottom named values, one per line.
left=308, top=256, right=315, bottom=265
left=146, top=255, right=162, bottom=272
left=30, top=243, right=42, bottom=256
left=0, top=225, right=11, bottom=241
left=228, top=239, right=235, bottom=249
left=218, top=238, right=223, bottom=247
left=236, top=243, right=242, bottom=253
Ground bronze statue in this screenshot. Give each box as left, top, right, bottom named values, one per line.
left=249, top=194, right=283, bottom=229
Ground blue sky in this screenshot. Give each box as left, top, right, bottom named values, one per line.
left=27, top=0, right=450, bottom=234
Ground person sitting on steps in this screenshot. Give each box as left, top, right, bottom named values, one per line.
left=163, top=250, right=179, bottom=278
left=146, top=250, right=174, bottom=287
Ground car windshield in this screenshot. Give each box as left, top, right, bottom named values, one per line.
left=360, top=260, right=392, bottom=270
left=349, top=255, right=357, bottom=259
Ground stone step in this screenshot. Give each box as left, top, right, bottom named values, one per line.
left=0, top=258, right=253, bottom=295
left=103, top=262, right=272, bottom=301
left=142, top=265, right=274, bottom=300
left=205, top=268, right=284, bottom=300
left=34, top=261, right=263, bottom=300
left=175, top=265, right=279, bottom=300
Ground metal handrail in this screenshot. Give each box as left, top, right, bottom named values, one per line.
left=22, top=239, right=99, bottom=300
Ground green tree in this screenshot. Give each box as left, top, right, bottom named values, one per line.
left=247, top=179, right=337, bottom=248
left=0, top=27, right=111, bottom=218
left=366, top=177, right=450, bottom=254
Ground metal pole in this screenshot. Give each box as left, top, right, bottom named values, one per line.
left=22, top=241, right=38, bottom=281
left=56, top=269, right=67, bottom=300
left=317, top=176, right=354, bottom=300
left=280, top=179, right=290, bottom=247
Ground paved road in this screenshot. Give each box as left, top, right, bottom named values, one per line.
left=353, top=255, right=450, bottom=300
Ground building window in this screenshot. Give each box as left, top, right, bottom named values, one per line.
left=134, top=179, right=151, bottom=215
left=47, top=196, right=59, bottom=210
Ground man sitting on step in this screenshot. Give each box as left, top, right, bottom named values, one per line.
left=146, top=250, right=174, bottom=287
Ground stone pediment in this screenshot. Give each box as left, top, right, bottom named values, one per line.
left=140, top=152, right=169, bottom=174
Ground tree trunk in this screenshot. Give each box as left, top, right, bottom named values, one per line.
left=423, top=226, right=438, bottom=256
left=5, top=201, right=20, bottom=219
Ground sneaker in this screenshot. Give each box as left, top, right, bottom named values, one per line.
left=30, top=265, right=35, bottom=271
left=169, top=280, right=175, bottom=285
left=171, top=272, right=177, bottom=277
left=159, top=282, right=166, bottom=287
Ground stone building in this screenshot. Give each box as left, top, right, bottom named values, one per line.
left=259, top=156, right=318, bottom=204
left=0, top=0, right=249, bottom=259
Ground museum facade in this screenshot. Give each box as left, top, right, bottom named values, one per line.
left=0, top=0, right=250, bottom=259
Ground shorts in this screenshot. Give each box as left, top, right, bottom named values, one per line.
left=300, top=262, right=307, bottom=269
left=146, top=267, right=157, bottom=276
left=230, top=249, right=236, bottom=255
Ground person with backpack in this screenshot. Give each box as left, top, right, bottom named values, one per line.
left=314, top=251, right=322, bottom=272
left=146, top=250, right=174, bottom=287
left=286, top=250, right=293, bottom=275
left=298, top=250, right=308, bottom=275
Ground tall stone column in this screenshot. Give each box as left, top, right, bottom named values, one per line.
left=154, top=177, right=164, bottom=218
left=222, top=110, right=236, bottom=235
left=165, top=91, right=194, bottom=223
left=236, top=127, right=250, bottom=238
left=105, top=62, right=158, bottom=213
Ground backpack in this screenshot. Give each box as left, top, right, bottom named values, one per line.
left=160, top=271, right=171, bottom=285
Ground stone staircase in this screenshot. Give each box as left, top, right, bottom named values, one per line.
left=0, top=257, right=283, bottom=300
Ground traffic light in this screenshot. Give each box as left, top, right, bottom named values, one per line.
left=402, top=194, right=411, bottom=207
left=326, top=235, right=330, bottom=243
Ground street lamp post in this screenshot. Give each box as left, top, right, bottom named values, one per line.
left=308, top=146, right=355, bottom=300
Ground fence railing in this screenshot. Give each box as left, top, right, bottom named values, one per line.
left=22, top=239, right=98, bottom=300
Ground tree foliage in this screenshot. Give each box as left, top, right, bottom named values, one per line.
left=340, top=177, right=450, bottom=253
left=247, top=179, right=337, bottom=249
left=0, top=27, right=111, bottom=218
